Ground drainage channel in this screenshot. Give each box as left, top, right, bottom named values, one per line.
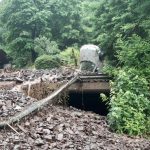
left=68, top=91, right=109, bottom=116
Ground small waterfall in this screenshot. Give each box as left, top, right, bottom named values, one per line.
left=27, top=83, right=32, bottom=97
left=11, top=84, right=22, bottom=92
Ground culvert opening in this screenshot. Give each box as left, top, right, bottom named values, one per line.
left=68, top=91, right=109, bottom=116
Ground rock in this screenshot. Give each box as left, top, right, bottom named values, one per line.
left=35, top=138, right=44, bottom=146
left=77, top=126, right=84, bottom=131
left=25, top=121, right=30, bottom=126
left=0, top=90, right=36, bottom=120
left=56, top=133, right=63, bottom=141
left=43, top=135, right=53, bottom=141
left=13, top=136, right=21, bottom=144
left=43, top=129, right=51, bottom=135
left=13, top=144, right=20, bottom=150
left=0, top=69, right=150, bottom=150
left=2, top=105, right=7, bottom=111
left=14, top=105, right=22, bottom=111
left=66, top=128, right=74, bottom=134
left=0, top=100, right=4, bottom=107
left=27, top=137, right=34, bottom=145
left=0, top=105, right=149, bottom=149
left=6, top=100, right=12, bottom=108
left=46, top=116, right=52, bottom=122
left=41, top=144, right=49, bottom=150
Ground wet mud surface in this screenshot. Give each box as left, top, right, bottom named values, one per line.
left=0, top=106, right=150, bottom=150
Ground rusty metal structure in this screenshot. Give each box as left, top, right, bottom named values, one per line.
left=69, top=74, right=110, bottom=92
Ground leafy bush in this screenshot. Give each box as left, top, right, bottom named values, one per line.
left=108, top=68, right=150, bottom=135
left=105, top=35, right=150, bottom=136
left=116, top=35, right=150, bottom=78
left=35, top=55, right=61, bottom=69
left=59, top=47, right=79, bottom=67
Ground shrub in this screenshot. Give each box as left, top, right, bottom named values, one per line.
left=108, top=68, right=150, bottom=135
left=59, top=47, right=79, bottom=67
left=35, top=55, right=61, bottom=69
left=105, top=35, right=150, bottom=136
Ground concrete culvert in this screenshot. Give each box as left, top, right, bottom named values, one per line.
left=68, top=91, right=109, bottom=116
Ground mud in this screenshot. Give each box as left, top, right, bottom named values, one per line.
left=0, top=68, right=149, bottom=150
left=0, top=105, right=149, bottom=150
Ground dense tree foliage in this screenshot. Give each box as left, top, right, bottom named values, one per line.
left=93, top=0, right=150, bottom=61
left=0, top=0, right=84, bottom=67
left=97, top=1, right=150, bottom=135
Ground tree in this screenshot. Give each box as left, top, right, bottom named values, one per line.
left=80, top=0, right=103, bottom=43
left=0, top=0, right=84, bottom=67
left=47, top=0, right=84, bottom=48
left=0, top=0, right=53, bottom=67
left=93, top=0, right=150, bottom=62
left=34, top=36, right=60, bottom=56
left=93, top=0, right=150, bottom=136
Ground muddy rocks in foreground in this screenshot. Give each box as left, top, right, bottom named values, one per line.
left=0, top=90, right=36, bottom=120
left=0, top=106, right=149, bottom=150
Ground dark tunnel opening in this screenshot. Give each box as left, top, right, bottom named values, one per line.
left=68, top=91, right=109, bottom=116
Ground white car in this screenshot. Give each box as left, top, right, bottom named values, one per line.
left=80, top=44, right=104, bottom=72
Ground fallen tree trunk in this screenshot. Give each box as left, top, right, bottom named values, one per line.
left=0, top=75, right=78, bottom=128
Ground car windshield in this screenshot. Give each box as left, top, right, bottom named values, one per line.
left=80, top=61, right=96, bottom=72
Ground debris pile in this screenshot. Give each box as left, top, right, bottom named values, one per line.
left=0, top=67, right=77, bottom=82
left=17, top=67, right=77, bottom=99
left=0, top=67, right=78, bottom=99
left=0, top=67, right=77, bottom=120
left=0, top=81, right=16, bottom=90
left=0, top=68, right=149, bottom=149
left=0, top=90, right=36, bottom=121
left=0, top=106, right=149, bottom=150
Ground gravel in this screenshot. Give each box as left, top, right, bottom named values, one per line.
left=0, top=90, right=36, bottom=121
left=0, top=67, right=77, bottom=82
left=0, top=105, right=149, bottom=150
left=0, top=67, right=77, bottom=120
left=0, top=68, right=149, bottom=149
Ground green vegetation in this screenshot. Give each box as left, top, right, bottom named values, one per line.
left=93, top=0, right=150, bottom=62
left=0, top=0, right=150, bottom=136
left=107, top=38, right=150, bottom=135
left=35, top=55, right=61, bottom=69
left=97, top=1, right=150, bottom=136
left=59, top=47, right=79, bottom=67
left=0, top=0, right=84, bottom=67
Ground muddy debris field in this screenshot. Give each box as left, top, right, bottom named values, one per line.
left=0, top=68, right=150, bottom=150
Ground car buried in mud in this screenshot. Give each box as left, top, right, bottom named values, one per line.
left=79, top=44, right=104, bottom=73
